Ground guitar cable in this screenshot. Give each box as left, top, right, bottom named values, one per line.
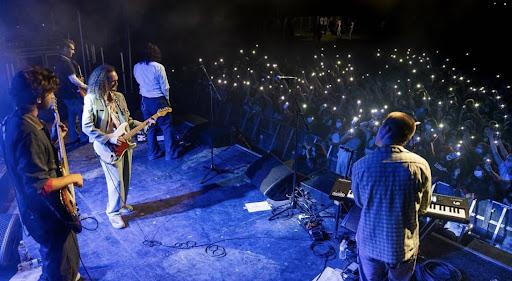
left=415, top=259, right=462, bottom=281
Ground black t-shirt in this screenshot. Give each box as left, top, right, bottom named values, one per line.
left=2, top=112, right=68, bottom=239
left=55, top=55, right=80, bottom=100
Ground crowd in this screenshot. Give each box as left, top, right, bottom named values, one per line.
left=198, top=44, right=512, bottom=206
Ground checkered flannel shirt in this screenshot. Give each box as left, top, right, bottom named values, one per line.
left=351, top=145, right=432, bottom=263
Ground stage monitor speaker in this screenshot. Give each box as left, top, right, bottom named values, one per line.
left=246, top=153, right=293, bottom=201
left=0, top=213, right=22, bottom=268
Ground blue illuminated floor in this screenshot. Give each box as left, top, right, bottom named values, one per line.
left=69, top=143, right=331, bottom=281
left=4, top=142, right=511, bottom=281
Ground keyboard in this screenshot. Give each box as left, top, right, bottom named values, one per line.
left=329, top=179, right=469, bottom=224
left=425, top=194, right=469, bottom=223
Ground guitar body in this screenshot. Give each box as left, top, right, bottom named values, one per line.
left=60, top=187, right=82, bottom=233
left=93, top=122, right=136, bottom=164
left=93, top=107, right=172, bottom=164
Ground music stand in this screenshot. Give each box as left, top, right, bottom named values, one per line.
left=199, top=64, right=232, bottom=184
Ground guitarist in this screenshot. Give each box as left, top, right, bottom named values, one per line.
left=82, top=65, right=154, bottom=229
left=2, top=67, right=84, bottom=281
left=55, top=39, right=88, bottom=145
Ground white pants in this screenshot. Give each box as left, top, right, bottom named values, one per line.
left=100, top=149, right=132, bottom=217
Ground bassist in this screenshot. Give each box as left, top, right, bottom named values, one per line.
left=2, top=67, right=84, bottom=281
left=55, top=39, right=88, bottom=145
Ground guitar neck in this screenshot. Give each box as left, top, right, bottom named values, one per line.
left=53, top=104, right=70, bottom=176
left=123, top=108, right=171, bottom=140
left=124, top=114, right=157, bottom=140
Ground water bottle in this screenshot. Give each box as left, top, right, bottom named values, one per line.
left=17, top=240, right=29, bottom=262
left=339, top=239, right=348, bottom=260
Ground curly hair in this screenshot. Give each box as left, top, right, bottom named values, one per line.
left=87, top=64, right=116, bottom=99
left=142, top=42, right=162, bottom=63
left=9, top=66, right=59, bottom=107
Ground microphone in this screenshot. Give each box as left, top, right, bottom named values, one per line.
left=275, top=75, right=298, bottom=80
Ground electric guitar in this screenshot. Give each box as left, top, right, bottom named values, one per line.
left=76, top=64, right=86, bottom=97
left=77, top=76, right=86, bottom=97
left=93, top=107, right=172, bottom=164
left=53, top=99, right=82, bottom=233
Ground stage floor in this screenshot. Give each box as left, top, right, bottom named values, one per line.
left=4, top=141, right=512, bottom=280
left=30, top=142, right=340, bottom=281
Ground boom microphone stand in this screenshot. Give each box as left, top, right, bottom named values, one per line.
left=269, top=75, right=310, bottom=220
left=199, top=64, right=232, bottom=184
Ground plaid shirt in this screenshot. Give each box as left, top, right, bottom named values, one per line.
left=351, top=145, right=432, bottom=263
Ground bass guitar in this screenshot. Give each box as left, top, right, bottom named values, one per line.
left=53, top=99, right=82, bottom=233
left=93, top=107, right=172, bottom=164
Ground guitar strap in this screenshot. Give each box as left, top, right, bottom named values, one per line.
left=104, top=92, right=121, bottom=131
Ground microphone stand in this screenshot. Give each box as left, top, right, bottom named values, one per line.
left=269, top=77, right=310, bottom=220
left=199, top=64, right=232, bottom=184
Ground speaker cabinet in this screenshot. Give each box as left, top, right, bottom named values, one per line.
left=0, top=213, right=22, bottom=268
left=246, top=154, right=293, bottom=201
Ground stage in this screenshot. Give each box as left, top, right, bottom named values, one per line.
left=2, top=140, right=511, bottom=281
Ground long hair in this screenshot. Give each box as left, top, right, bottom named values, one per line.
left=9, top=66, right=59, bottom=108
left=87, top=64, right=115, bottom=99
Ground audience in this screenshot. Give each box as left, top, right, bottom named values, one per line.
left=198, top=44, right=512, bottom=205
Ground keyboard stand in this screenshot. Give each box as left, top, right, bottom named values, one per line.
left=420, top=218, right=442, bottom=241
left=334, top=201, right=343, bottom=240
left=333, top=200, right=351, bottom=241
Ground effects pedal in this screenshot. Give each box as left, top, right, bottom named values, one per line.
left=305, top=220, right=328, bottom=241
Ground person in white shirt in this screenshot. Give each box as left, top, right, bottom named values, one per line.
left=133, top=43, right=173, bottom=160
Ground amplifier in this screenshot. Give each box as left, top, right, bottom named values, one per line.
left=0, top=213, right=22, bottom=268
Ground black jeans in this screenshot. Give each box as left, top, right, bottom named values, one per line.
left=37, top=229, right=80, bottom=281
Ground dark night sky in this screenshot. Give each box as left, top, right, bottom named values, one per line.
left=1, top=0, right=510, bottom=117
left=0, top=0, right=511, bottom=74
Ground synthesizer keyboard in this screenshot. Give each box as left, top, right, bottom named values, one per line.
left=329, top=179, right=469, bottom=224
left=425, top=194, right=469, bottom=223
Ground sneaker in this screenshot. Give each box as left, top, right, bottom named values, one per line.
left=120, top=204, right=134, bottom=215
left=108, top=215, right=126, bottom=229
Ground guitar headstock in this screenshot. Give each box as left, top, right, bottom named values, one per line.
left=52, top=98, right=61, bottom=120
left=155, top=107, right=172, bottom=117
